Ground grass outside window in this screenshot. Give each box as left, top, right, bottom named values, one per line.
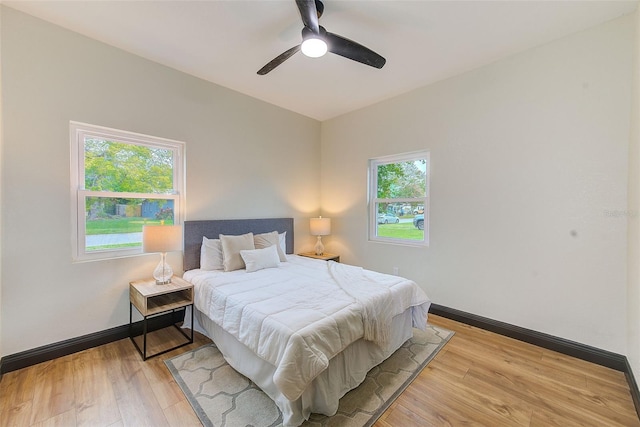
left=376, top=222, right=424, bottom=240
left=86, top=217, right=174, bottom=235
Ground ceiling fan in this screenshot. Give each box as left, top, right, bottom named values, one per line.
left=257, top=0, right=386, bottom=75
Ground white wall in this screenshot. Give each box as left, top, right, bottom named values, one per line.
left=0, top=5, right=4, bottom=359
left=0, top=7, right=321, bottom=356
left=628, top=9, right=640, bottom=381
left=321, top=16, right=634, bottom=354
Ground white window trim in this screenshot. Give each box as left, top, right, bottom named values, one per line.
left=368, top=150, right=430, bottom=247
left=70, top=121, right=185, bottom=262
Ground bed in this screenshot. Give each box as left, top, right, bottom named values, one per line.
left=181, top=218, right=431, bottom=426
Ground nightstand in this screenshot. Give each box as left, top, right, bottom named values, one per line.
left=129, top=276, right=194, bottom=360
left=298, top=252, right=340, bottom=262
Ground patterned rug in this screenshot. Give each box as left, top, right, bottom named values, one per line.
left=165, top=324, right=453, bottom=427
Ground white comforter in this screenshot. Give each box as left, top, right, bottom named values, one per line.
left=183, top=255, right=430, bottom=401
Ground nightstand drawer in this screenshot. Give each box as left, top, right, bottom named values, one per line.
left=130, top=277, right=193, bottom=316
left=144, top=290, right=193, bottom=315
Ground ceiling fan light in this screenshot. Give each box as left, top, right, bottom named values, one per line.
left=301, top=38, right=327, bottom=58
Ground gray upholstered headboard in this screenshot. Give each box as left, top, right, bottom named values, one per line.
left=183, top=218, right=294, bottom=271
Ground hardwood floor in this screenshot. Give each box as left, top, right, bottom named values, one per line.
left=0, top=315, right=638, bottom=426
left=377, top=316, right=640, bottom=427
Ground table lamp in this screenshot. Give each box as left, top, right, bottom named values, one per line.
left=142, top=224, right=182, bottom=285
left=310, top=216, right=331, bottom=255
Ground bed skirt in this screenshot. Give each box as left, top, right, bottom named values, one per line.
left=184, top=306, right=414, bottom=426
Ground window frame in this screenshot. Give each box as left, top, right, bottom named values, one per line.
left=368, top=150, right=430, bottom=247
left=70, top=121, right=185, bottom=262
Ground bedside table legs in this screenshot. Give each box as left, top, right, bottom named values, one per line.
left=129, top=303, right=194, bottom=361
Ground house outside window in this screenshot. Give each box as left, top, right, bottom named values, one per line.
left=70, top=122, right=185, bottom=261
left=369, top=151, right=429, bottom=246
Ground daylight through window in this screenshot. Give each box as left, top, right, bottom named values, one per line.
left=369, top=151, right=429, bottom=246
left=70, top=122, right=185, bottom=261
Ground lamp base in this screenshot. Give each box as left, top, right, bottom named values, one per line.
left=153, top=252, right=174, bottom=285
left=314, top=236, right=325, bottom=256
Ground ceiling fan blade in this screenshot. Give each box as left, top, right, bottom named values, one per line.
left=257, top=45, right=301, bottom=75
left=295, top=0, right=319, bottom=34
left=325, top=31, right=386, bottom=69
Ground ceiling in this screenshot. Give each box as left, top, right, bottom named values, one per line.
left=5, top=0, right=638, bottom=121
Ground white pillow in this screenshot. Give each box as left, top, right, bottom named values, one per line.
left=254, top=231, right=287, bottom=262
left=279, top=232, right=287, bottom=256
left=200, top=236, right=223, bottom=270
left=220, top=233, right=255, bottom=272
left=240, top=245, right=280, bottom=273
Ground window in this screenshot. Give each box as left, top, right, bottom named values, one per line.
left=369, top=151, right=429, bottom=246
left=70, top=122, right=185, bottom=261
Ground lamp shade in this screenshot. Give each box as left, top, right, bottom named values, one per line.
left=142, top=225, right=182, bottom=253
left=310, top=217, right=331, bottom=236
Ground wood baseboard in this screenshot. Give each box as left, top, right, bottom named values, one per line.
left=430, top=303, right=640, bottom=419
left=0, top=311, right=181, bottom=375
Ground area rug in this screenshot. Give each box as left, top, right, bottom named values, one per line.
left=165, top=324, right=453, bottom=427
